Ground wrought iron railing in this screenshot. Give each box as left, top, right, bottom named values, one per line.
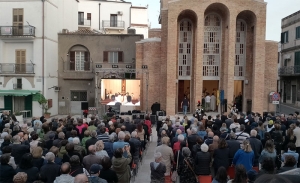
left=102, top=20, right=125, bottom=28
left=64, top=61, right=92, bottom=71
left=278, top=65, right=300, bottom=76
left=0, top=26, right=35, bottom=36
left=13, top=83, right=22, bottom=89
left=0, top=63, right=34, bottom=74
left=78, top=19, right=91, bottom=26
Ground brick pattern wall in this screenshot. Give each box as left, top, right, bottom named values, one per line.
left=148, top=29, right=162, bottom=38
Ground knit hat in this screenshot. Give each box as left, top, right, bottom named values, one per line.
left=269, top=120, right=274, bottom=125
left=201, top=143, right=209, bottom=152
left=90, top=164, right=103, bottom=174
left=13, top=172, right=27, bottom=183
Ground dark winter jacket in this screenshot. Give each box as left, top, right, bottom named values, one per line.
left=195, top=151, right=211, bottom=175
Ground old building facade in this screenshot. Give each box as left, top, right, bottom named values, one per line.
left=137, top=0, right=278, bottom=115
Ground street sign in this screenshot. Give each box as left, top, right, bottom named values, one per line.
left=272, top=92, right=280, bottom=101
left=95, top=64, right=102, bottom=68
left=272, top=101, right=279, bottom=104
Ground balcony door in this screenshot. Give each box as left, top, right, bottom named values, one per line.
left=78, top=12, right=84, bottom=25
left=110, top=14, right=117, bottom=27
left=15, top=50, right=26, bottom=73
left=13, top=9, right=23, bottom=35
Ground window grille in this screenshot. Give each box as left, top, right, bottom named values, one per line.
left=235, top=20, right=246, bottom=78
left=71, top=91, right=87, bottom=101
left=203, top=14, right=221, bottom=77
left=178, top=20, right=193, bottom=79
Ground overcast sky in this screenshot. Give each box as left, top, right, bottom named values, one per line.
left=128, top=0, right=300, bottom=41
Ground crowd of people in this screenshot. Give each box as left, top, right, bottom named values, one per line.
left=152, top=111, right=300, bottom=183
left=0, top=111, right=152, bottom=183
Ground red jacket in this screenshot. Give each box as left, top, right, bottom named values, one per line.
left=144, top=120, right=152, bottom=135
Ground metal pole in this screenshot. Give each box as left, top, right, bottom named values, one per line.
left=95, top=73, right=99, bottom=116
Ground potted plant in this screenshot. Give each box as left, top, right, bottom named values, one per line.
left=38, top=97, right=51, bottom=119
left=14, top=111, right=23, bottom=122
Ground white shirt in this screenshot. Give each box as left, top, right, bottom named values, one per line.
left=205, top=96, right=211, bottom=102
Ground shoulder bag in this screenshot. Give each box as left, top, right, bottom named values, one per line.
left=171, top=150, right=180, bottom=183
left=184, top=159, right=199, bottom=183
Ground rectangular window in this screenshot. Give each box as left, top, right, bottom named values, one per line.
left=13, top=9, right=23, bottom=35
left=87, top=13, right=91, bottom=20
left=295, top=51, right=300, bottom=66
left=110, top=14, right=117, bottom=27
left=296, top=26, right=300, bottom=39
left=78, top=12, right=84, bottom=25
left=281, top=31, right=289, bottom=43
left=15, top=49, right=26, bottom=73
left=70, top=91, right=87, bottom=101
left=69, top=51, right=89, bottom=71
left=103, top=51, right=123, bottom=63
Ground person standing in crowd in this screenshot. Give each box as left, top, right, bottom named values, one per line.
left=259, top=140, right=276, bottom=164
left=0, top=153, right=16, bottom=182
left=213, top=138, right=230, bottom=174
left=212, top=166, right=228, bottom=183
left=205, top=93, right=211, bottom=111
left=293, top=121, right=300, bottom=167
left=99, top=157, right=118, bottom=183
left=178, top=147, right=198, bottom=183
left=53, top=162, right=74, bottom=183
left=150, top=152, right=166, bottom=183
left=181, top=96, right=189, bottom=115
left=210, top=93, right=216, bottom=112
left=155, top=137, right=174, bottom=176
left=232, top=140, right=254, bottom=172
left=88, top=164, right=108, bottom=183
left=40, top=152, right=61, bottom=183
left=283, top=128, right=297, bottom=152
left=248, top=130, right=263, bottom=167
left=194, top=143, right=211, bottom=175
left=112, top=147, right=132, bottom=183
left=227, top=164, right=247, bottom=183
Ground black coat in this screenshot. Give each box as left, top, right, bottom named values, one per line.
left=194, top=151, right=211, bottom=175
left=39, top=162, right=61, bottom=183
left=10, top=142, right=30, bottom=164
left=226, top=140, right=240, bottom=163
left=248, top=137, right=263, bottom=165
left=213, top=148, right=230, bottom=171
left=187, top=134, right=198, bottom=151
left=32, top=157, right=44, bottom=170
left=0, top=164, right=16, bottom=183
left=85, top=137, right=98, bottom=150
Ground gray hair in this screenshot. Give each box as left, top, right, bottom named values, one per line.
left=230, top=132, right=236, bottom=139
left=158, top=116, right=163, bottom=121
left=154, top=152, right=162, bottom=160
left=58, top=132, right=65, bottom=139
left=182, top=147, right=191, bottom=157
left=250, top=130, right=257, bottom=137
left=240, top=124, right=245, bottom=131
left=118, top=131, right=125, bottom=140
left=27, top=122, right=32, bottom=127
left=12, top=135, right=20, bottom=143
left=73, top=137, right=80, bottom=145
left=45, top=152, right=55, bottom=162
left=191, top=127, right=198, bottom=134
left=109, top=134, right=115, bottom=142
left=125, top=117, right=130, bottom=122
left=162, top=124, right=168, bottom=130
left=90, top=130, right=97, bottom=138
left=131, top=131, right=137, bottom=138
left=178, top=134, right=184, bottom=142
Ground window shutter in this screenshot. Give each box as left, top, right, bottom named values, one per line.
left=70, top=51, right=75, bottom=61
left=296, top=27, right=300, bottom=39
left=84, top=51, right=90, bottom=71
left=103, top=51, right=108, bottom=62
left=295, top=52, right=300, bottom=66
left=281, top=33, right=284, bottom=43
left=87, top=13, right=91, bottom=20
left=118, top=51, right=123, bottom=62
left=286, top=32, right=289, bottom=43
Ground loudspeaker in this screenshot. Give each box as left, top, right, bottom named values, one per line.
left=81, top=102, right=88, bottom=110
left=107, top=112, right=115, bottom=117
left=157, top=111, right=165, bottom=116
left=132, top=114, right=137, bottom=120
left=140, top=114, right=145, bottom=119
left=128, top=110, right=132, bottom=115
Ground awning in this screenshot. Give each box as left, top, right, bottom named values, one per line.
left=0, top=90, right=40, bottom=97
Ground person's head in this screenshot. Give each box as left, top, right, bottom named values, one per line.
left=201, top=143, right=209, bottom=152
left=287, top=142, right=296, bottom=151
left=191, top=127, right=197, bottom=134
left=215, top=166, right=228, bottom=183
left=213, top=135, right=219, bottom=143
left=264, top=132, right=271, bottom=140
left=58, top=132, right=65, bottom=139
left=242, top=140, right=252, bottom=152
left=218, top=138, right=227, bottom=149
left=240, top=124, right=245, bottom=131
left=264, top=140, right=275, bottom=153
left=178, top=134, right=185, bottom=142
left=90, top=130, right=97, bottom=138
left=2, top=146, right=12, bottom=154
left=70, top=155, right=81, bottom=166
left=89, top=164, right=103, bottom=176
left=182, top=147, right=191, bottom=158
left=262, top=157, right=275, bottom=173
left=0, top=153, right=11, bottom=165
left=208, top=131, right=214, bottom=138
left=66, top=143, right=75, bottom=153
left=118, top=131, right=125, bottom=140
left=250, top=130, right=257, bottom=137
left=233, top=165, right=247, bottom=183
left=45, top=152, right=55, bottom=163
left=61, top=140, right=68, bottom=147
left=13, top=172, right=27, bottom=183
left=161, top=136, right=170, bottom=145
left=74, top=174, right=88, bottom=183
left=154, top=152, right=162, bottom=162
left=102, top=156, right=112, bottom=170
left=284, top=155, right=297, bottom=167
left=31, top=146, right=43, bottom=158
left=12, top=135, right=21, bottom=143
left=176, top=129, right=182, bottom=135
left=49, top=146, right=59, bottom=156
left=131, top=131, right=137, bottom=138
left=19, top=153, right=33, bottom=170
left=88, top=145, right=96, bottom=154
left=114, top=148, right=123, bottom=158
left=254, top=174, right=292, bottom=183
left=95, top=140, right=104, bottom=151
left=196, top=136, right=204, bottom=145
left=61, top=162, right=71, bottom=174
left=109, top=134, right=115, bottom=142
left=247, top=170, right=257, bottom=183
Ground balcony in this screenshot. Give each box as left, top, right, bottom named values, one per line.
left=102, top=20, right=125, bottom=29
left=13, top=83, right=22, bottom=89
left=278, top=65, right=300, bottom=76
left=62, top=61, right=94, bottom=80
left=0, top=63, right=35, bottom=75
left=0, top=26, right=35, bottom=37
left=78, top=19, right=91, bottom=27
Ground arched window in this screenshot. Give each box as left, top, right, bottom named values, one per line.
left=235, top=20, right=246, bottom=78
left=203, top=14, right=221, bottom=78
left=68, top=45, right=90, bottom=71
left=178, top=20, right=193, bottom=79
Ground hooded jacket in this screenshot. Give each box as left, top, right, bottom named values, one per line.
left=112, top=153, right=132, bottom=183
left=54, top=174, right=74, bottom=183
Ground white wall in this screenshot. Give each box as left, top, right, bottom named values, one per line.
left=131, top=7, right=149, bottom=38
left=78, top=0, right=131, bottom=34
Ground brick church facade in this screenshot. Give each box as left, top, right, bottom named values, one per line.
left=136, top=0, right=278, bottom=115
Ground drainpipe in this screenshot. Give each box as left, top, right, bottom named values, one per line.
left=42, top=0, right=45, bottom=96
left=99, top=3, right=101, bottom=30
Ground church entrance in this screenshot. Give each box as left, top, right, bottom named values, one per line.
left=234, top=80, right=244, bottom=112
left=202, top=80, right=219, bottom=112
left=177, top=80, right=190, bottom=113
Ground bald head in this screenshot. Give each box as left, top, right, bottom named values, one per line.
left=88, top=145, right=96, bottom=154
left=74, top=174, right=88, bottom=183
left=208, top=132, right=214, bottom=138
left=176, top=129, right=182, bottom=135
left=61, top=162, right=71, bottom=174
left=213, top=136, right=219, bottom=142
